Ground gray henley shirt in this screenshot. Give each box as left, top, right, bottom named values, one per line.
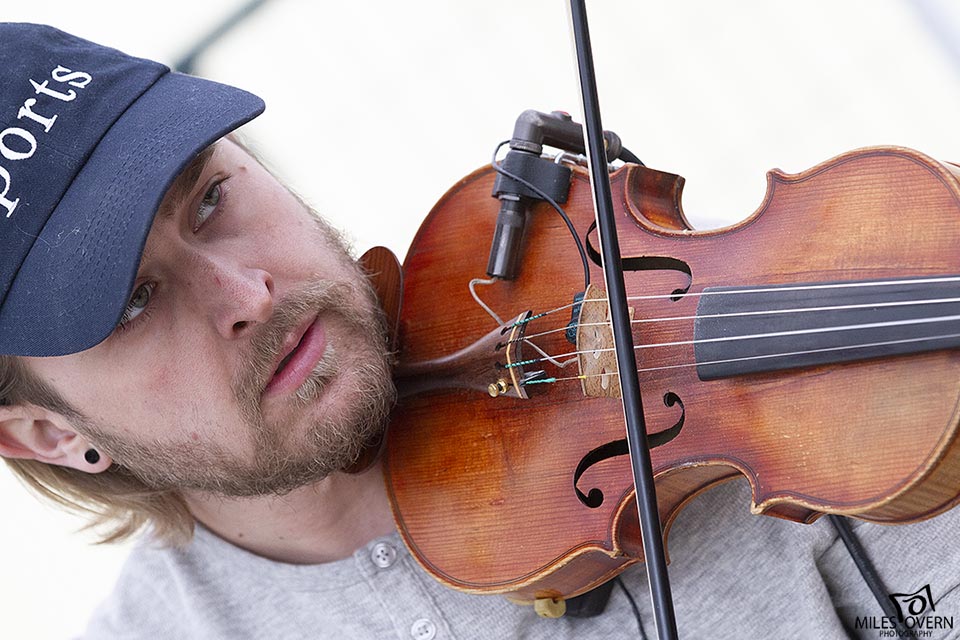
left=80, top=480, right=960, bottom=639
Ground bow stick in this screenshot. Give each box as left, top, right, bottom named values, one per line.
left=567, top=2, right=680, bottom=638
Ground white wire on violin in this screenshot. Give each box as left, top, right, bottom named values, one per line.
left=468, top=277, right=576, bottom=369
left=468, top=277, right=505, bottom=325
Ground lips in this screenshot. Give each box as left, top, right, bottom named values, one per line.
left=263, top=315, right=327, bottom=396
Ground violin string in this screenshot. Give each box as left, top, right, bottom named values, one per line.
left=521, top=330, right=960, bottom=386
left=512, top=295, right=960, bottom=344
left=506, top=275, right=960, bottom=330
left=505, top=311, right=960, bottom=369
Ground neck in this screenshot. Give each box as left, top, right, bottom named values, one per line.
left=183, top=460, right=395, bottom=564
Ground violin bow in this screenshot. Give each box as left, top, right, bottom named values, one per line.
left=567, top=2, right=680, bottom=638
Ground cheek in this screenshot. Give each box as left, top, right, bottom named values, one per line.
left=247, top=181, right=333, bottom=260
left=94, top=365, right=182, bottom=431
left=79, top=346, right=236, bottom=440
left=139, top=350, right=236, bottom=414
left=111, top=367, right=239, bottom=445
left=261, top=222, right=341, bottom=280
left=143, top=361, right=176, bottom=395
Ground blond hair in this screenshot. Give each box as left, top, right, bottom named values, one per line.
left=1, top=355, right=194, bottom=545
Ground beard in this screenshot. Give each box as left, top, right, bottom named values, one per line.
left=80, top=261, right=397, bottom=497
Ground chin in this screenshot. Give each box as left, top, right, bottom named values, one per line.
left=272, top=355, right=395, bottom=477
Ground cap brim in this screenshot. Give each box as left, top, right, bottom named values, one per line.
left=0, top=72, right=264, bottom=357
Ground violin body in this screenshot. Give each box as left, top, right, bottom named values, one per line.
left=383, top=147, right=960, bottom=603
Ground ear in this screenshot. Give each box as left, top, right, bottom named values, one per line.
left=0, top=404, right=112, bottom=473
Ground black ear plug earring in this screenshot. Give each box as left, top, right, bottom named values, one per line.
left=84, top=449, right=100, bottom=465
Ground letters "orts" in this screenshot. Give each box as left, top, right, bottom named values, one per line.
left=0, top=66, right=92, bottom=219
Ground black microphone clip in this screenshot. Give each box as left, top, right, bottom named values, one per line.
left=486, top=110, right=622, bottom=281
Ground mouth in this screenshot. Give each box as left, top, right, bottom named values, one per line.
left=263, top=315, right=327, bottom=397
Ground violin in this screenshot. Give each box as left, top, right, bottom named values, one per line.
left=362, top=143, right=960, bottom=608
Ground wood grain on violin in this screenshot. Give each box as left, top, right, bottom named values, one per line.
left=382, top=147, right=960, bottom=603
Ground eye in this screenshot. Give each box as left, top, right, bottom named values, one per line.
left=118, top=282, right=155, bottom=328
left=194, top=180, right=224, bottom=230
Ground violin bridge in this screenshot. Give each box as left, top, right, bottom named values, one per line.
left=576, top=284, right=634, bottom=399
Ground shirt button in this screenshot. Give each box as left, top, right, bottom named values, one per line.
left=371, top=541, right=397, bottom=569
left=410, top=618, right=437, bottom=640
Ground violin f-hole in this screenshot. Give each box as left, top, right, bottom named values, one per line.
left=585, top=222, right=693, bottom=300
left=573, top=392, right=685, bottom=508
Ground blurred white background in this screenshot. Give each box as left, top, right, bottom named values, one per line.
left=3, top=1, right=960, bottom=637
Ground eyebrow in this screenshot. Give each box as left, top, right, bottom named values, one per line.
left=156, top=143, right=218, bottom=222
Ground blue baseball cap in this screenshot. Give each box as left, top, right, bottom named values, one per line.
left=0, top=24, right=265, bottom=357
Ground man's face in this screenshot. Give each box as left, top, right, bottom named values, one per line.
left=23, top=139, right=395, bottom=495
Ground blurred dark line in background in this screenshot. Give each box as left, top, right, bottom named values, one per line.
left=908, top=0, right=960, bottom=80
left=174, top=0, right=270, bottom=74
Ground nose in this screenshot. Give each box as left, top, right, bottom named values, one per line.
left=193, top=256, right=275, bottom=340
